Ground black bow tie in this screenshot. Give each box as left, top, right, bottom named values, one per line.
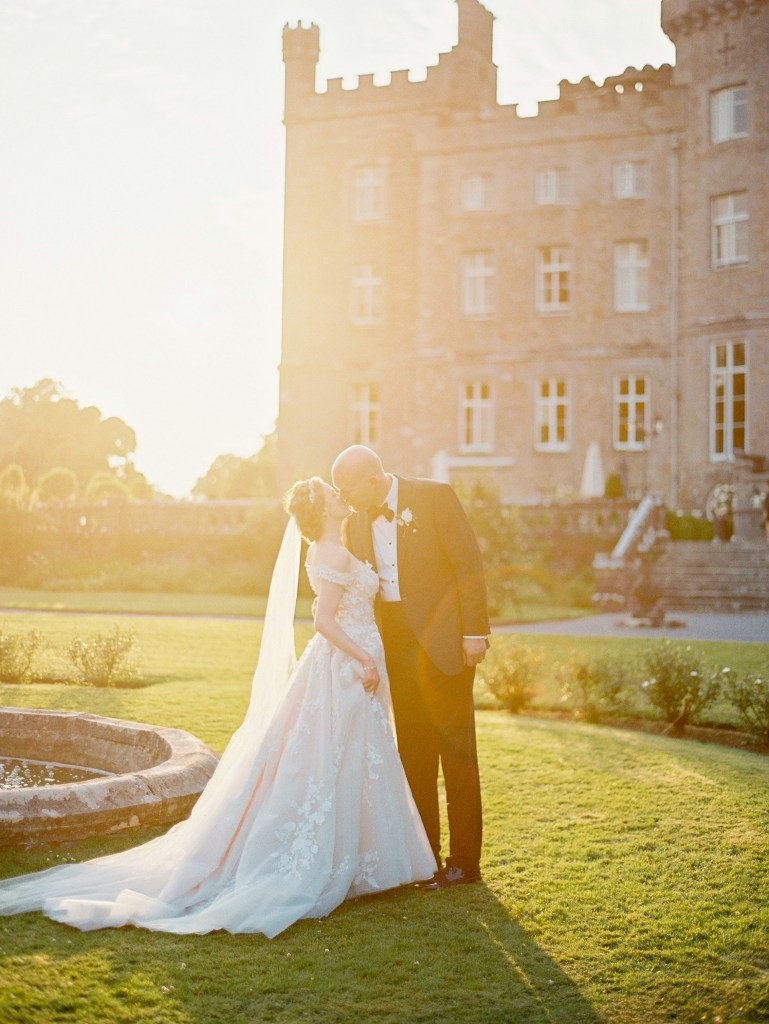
left=369, top=504, right=394, bottom=523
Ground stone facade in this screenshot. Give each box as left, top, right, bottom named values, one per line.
left=278, top=0, right=769, bottom=510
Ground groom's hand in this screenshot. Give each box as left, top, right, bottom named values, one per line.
left=462, top=637, right=487, bottom=667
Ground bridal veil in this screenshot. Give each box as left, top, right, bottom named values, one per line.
left=0, top=517, right=303, bottom=921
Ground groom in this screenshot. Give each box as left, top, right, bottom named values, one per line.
left=332, top=445, right=489, bottom=888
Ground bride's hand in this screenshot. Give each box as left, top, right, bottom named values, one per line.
left=361, top=659, right=379, bottom=694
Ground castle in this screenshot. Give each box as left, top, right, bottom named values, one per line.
left=277, top=0, right=768, bottom=511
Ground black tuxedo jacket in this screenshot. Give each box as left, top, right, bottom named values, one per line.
left=343, top=476, right=490, bottom=677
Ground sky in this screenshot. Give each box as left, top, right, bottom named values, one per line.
left=0, top=0, right=676, bottom=497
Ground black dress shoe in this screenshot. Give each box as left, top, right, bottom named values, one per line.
left=414, top=871, right=442, bottom=889
left=419, top=866, right=481, bottom=890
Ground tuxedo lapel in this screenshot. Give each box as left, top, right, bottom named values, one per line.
left=396, top=476, right=416, bottom=578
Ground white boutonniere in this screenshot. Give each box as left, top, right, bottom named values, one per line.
left=395, top=507, right=417, bottom=532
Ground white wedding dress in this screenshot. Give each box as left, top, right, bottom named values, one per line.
left=0, top=522, right=436, bottom=937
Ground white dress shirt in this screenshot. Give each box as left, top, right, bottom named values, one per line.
left=372, top=474, right=401, bottom=601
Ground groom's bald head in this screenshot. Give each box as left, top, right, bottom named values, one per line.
left=331, top=445, right=389, bottom=511
left=333, top=445, right=383, bottom=479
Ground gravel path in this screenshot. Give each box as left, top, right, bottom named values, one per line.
left=1, top=605, right=766, bottom=642
left=497, top=611, right=768, bottom=643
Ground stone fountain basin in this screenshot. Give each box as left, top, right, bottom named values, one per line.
left=0, top=708, right=219, bottom=848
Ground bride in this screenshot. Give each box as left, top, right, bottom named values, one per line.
left=0, top=478, right=436, bottom=937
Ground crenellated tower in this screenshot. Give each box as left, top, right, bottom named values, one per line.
left=457, top=0, right=493, bottom=54
left=662, top=0, right=767, bottom=94
left=281, top=0, right=496, bottom=122
left=449, top=0, right=497, bottom=111
left=282, top=22, right=320, bottom=118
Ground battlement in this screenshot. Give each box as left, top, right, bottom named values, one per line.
left=286, top=52, right=678, bottom=126
left=550, top=63, right=674, bottom=113
left=662, top=0, right=767, bottom=39
left=563, top=63, right=673, bottom=95
left=283, top=0, right=497, bottom=119
left=321, top=66, right=434, bottom=96
left=282, top=21, right=319, bottom=62
left=283, top=7, right=676, bottom=125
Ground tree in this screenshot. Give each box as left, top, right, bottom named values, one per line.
left=192, top=431, right=277, bottom=500
left=0, top=464, right=36, bottom=581
left=35, top=467, right=79, bottom=504
left=85, top=471, right=131, bottom=504
left=114, top=463, right=157, bottom=501
left=0, top=464, right=29, bottom=507
left=0, top=379, right=137, bottom=493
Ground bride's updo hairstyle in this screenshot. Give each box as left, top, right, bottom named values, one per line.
left=284, top=476, right=326, bottom=542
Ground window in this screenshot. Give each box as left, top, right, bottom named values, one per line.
left=536, top=246, right=571, bottom=313
left=460, top=174, right=491, bottom=212
left=536, top=167, right=571, bottom=205
left=712, top=193, right=748, bottom=267
left=352, top=165, right=385, bottom=222
left=535, top=378, right=569, bottom=451
left=460, top=251, right=495, bottom=317
left=711, top=86, right=748, bottom=144
left=613, top=375, right=649, bottom=450
left=614, top=241, right=649, bottom=312
left=613, top=161, right=648, bottom=199
left=710, top=342, right=747, bottom=460
left=351, top=264, right=382, bottom=325
left=350, top=383, right=381, bottom=446
left=459, top=382, right=494, bottom=453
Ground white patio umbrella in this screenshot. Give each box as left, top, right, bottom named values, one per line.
left=579, top=442, right=605, bottom=498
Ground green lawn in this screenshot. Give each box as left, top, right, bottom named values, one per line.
left=4, top=611, right=767, bottom=734
left=1, top=614, right=769, bottom=1022
left=0, top=587, right=283, bottom=620
left=0, top=585, right=589, bottom=625
left=0, top=613, right=269, bottom=752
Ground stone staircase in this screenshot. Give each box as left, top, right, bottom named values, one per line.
left=649, top=541, right=769, bottom=611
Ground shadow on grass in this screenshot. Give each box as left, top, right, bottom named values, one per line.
left=465, top=885, right=605, bottom=1022
left=0, top=847, right=603, bottom=1024
left=344, top=882, right=606, bottom=1024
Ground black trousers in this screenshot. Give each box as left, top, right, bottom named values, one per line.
left=380, top=601, right=482, bottom=873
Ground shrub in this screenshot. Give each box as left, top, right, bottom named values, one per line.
left=0, top=627, right=43, bottom=682
left=665, top=509, right=714, bottom=542
left=721, top=663, right=769, bottom=743
left=557, top=653, right=634, bottom=721
left=0, top=463, right=30, bottom=505
left=67, top=626, right=138, bottom=686
left=0, top=491, right=48, bottom=583
left=455, top=479, right=524, bottom=615
left=554, top=575, right=595, bottom=609
left=482, top=642, right=546, bottom=713
left=640, top=641, right=720, bottom=733
left=84, top=471, right=130, bottom=503
left=604, top=472, right=625, bottom=499
left=35, top=466, right=78, bottom=504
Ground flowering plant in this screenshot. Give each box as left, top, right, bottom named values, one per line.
left=710, top=483, right=735, bottom=520
left=640, top=640, right=720, bottom=734
left=722, top=663, right=769, bottom=742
